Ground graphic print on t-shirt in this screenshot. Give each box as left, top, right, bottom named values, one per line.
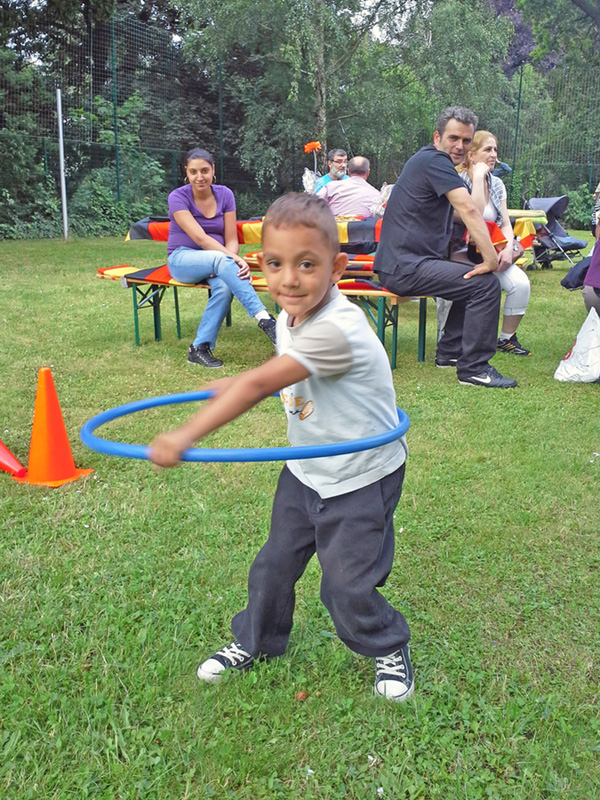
left=280, top=388, right=314, bottom=419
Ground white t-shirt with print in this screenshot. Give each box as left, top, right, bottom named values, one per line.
left=277, top=285, right=407, bottom=498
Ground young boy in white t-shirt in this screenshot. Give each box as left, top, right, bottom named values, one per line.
left=150, top=193, right=413, bottom=701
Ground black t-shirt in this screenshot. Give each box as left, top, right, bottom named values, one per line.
left=374, top=145, right=466, bottom=277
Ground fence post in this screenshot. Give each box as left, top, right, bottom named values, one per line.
left=510, top=63, right=524, bottom=202
left=218, top=60, right=224, bottom=183
left=111, top=17, right=121, bottom=202
left=56, top=88, right=69, bottom=239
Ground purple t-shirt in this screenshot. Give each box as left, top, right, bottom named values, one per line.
left=167, top=184, right=236, bottom=255
left=584, top=240, right=600, bottom=289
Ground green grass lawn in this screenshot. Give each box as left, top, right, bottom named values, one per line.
left=1, top=235, right=599, bottom=799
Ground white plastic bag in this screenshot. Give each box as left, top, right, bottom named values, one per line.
left=554, top=307, right=600, bottom=383
left=302, top=168, right=317, bottom=194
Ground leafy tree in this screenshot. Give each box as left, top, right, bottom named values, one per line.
left=517, top=0, right=600, bottom=55
left=0, top=48, right=59, bottom=236
left=486, top=0, right=536, bottom=74
left=397, top=0, right=512, bottom=130
left=68, top=91, right=167, bottom=209
left=176, top=0, right=424, bottom=187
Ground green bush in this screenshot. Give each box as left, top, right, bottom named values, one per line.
left=562, top=183, right=594, bottom=229
left=0, top=154, right=168, bottom=240
left=69, top=171, right=151, bottom=238
left=0, top=90, right=170, bottom=241
left=0, top=179, right=63, bottom=240
left=233, top=189, right=278, bottom=220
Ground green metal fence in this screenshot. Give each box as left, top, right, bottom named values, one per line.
left=1, top=11, right=599, bottom=237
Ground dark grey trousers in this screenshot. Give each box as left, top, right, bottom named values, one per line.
left=231, top=463, right=409, bottom=659
left=377, top=259, right=501, bottom=377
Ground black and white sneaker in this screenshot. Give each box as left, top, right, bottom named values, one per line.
left=197, top=641, right=255, bottom=683
left=435, top=355, right=458, bottom=368
left=458, top=365, right=517, bottom=388
left=258, top=315, right=277, bottom=346
left=497, top=334, right=531, bottom=356
left=374, top=644, right=414, bottom=702
left=188, top=343, right=224, bottom=368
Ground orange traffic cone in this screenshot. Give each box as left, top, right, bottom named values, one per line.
left=0, top=439, right=26, bottom=478
left=13, top=367, right=94, bottom=487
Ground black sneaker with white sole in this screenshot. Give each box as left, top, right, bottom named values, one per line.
left=188, top=343, right=224, bottom=368
left=197, top=641, right=255, bottom=683
left=458, top=365, right=517, bottom=388
left=435, top=355, right=458, bottom=368
left=258, top=315, right=277, bottom=345
left=374, top=644, right=414, bottom=702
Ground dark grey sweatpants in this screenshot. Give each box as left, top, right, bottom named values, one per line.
left=231, top=463, right=409, bottom=659
left=377, top=259, right=501, bottom=378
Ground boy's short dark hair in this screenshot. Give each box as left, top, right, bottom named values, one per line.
left=262, top=193, right=340, bottom=255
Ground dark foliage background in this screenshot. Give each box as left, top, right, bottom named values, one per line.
left=1, top=0, right=599, bottom=238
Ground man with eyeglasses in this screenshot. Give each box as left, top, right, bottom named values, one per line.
left=314, top=149, right=349, bottom=194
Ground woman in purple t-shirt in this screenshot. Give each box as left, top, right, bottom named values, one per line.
left=167, top=148, right=276, bottom=367
left=583, top=244, right=600, bottom=315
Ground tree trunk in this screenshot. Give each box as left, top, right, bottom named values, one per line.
left=313, top=1, right=328, bottom=172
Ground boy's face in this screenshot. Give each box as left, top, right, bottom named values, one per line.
left=258, top=224, right=347, bottom=324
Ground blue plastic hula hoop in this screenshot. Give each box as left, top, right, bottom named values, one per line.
left=80, top=391, right=409, bottom=463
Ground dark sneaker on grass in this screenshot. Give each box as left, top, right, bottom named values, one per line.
left=197, top=641, right=255, bottom=683
left=258, top=315, right=277, bottom=346
left=188, top=343, right=224, bottom=368
left=497, top=334, right=531, bottom=356
left=458, top=365, right=517, bottom=388
left=435, top=355, right=458, bottom=368
left=374, top=644, right=414, bottom=702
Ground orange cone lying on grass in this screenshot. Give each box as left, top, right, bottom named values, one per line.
left=13, top=367, right=93, bottom=487
left=0, top=439, right=26, bottom=478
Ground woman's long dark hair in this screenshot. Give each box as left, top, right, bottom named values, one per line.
left=186, top=148, right=214, bottom=166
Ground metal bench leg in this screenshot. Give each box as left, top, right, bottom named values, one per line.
left=131, top=286, right=140, bottom=347
left=151, top=284, right=162, bottom=342
left=173, top=287, right=181, bottom=340
left=377, top=297, right=386, bottom=347
left=390, top=303, right=399, bottom=370
left=418, top=298, right=427, bottom=362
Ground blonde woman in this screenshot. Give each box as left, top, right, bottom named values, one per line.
left=457, top=131, right=532, bottom=356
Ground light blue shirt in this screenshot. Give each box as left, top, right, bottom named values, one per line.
left=314, top=173, right=349, bottom=194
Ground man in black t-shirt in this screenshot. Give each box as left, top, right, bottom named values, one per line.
left=374, top=106, right=516, bottom=389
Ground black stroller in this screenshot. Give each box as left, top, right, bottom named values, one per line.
left=526, top=195, right=587, bottom=269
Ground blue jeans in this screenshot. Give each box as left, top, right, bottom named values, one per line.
left=167, top=246, right=266, bottom=348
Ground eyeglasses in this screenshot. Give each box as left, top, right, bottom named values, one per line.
left=332, top=159, right=347, bottom=164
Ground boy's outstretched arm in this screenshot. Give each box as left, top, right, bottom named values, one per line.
left=150, top=355, right=310, bottom=468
